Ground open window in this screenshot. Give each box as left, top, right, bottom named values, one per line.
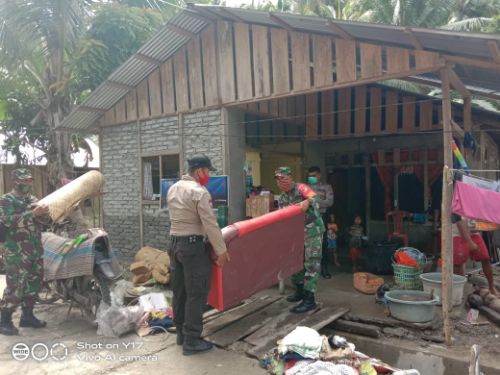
left=142, top=154, right=180, bottom=201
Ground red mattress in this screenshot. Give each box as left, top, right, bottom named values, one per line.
left=208, top=205, right=305, bottom=311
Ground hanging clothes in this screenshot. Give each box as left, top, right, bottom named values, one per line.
left=451, top=180, right=500, bottom=224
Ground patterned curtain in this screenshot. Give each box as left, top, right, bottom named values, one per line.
left=143, top=162, right=153, bottom=200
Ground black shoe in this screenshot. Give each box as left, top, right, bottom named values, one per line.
left=183, top=338, right=213, bottom=356
left=176, top=332, right=184, bottom=345
left=321, top=264, right=332, bottom=279
left=290, top=291, right=317, bottom=314
left=19, top=307, right=46, bottom=328
left=0, top=309, right=18, bottom=336
left=286, top=283, right=305, bottom=302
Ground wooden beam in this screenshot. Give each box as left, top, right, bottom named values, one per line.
left=440, top=67, right=453, bottom=347
left=165, top=24, right=197, bottom=39
left=268, top=13, right=294, bottom=31
left=327, top=21, right=353, bottom=40
left=135, top=53, right=162, bottom=66
left=445, top=55, right=500, bottom=71
left=487, top=40, right=500, bottom=63
left=184, top=8, right=218, bottom=22
left=447, top=67, right=470, bottom=97
left=463, top=96, right=472, bottom=131
left=451, top=119, right=464, bottom=139
left=404, top=28, right=423, bottom=50
left=219, top=7, right=246, bottom=23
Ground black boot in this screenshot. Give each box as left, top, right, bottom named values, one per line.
left=290, top=290, right=317, bottom=314
left=19, top=306, right=46, bottom=328
left=0, top=308, right=19, bottom=336
left=321, top=263, right=331, bottom=279
left=286, top=283, right=305, bottom=302
left=182, top=336, right=213, bottom=356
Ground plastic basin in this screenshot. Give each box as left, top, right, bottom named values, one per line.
left=385, top=290, right=439, bottom=323
left=419, top=272, right=467, bottom=307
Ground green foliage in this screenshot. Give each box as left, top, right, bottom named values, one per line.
left=75, top=4, right=166, bottom=91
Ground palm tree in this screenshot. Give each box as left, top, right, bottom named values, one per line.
left=0, top=0, right=95, bottom=184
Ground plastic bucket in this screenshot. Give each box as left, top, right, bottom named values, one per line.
left=419, top=272, right=467, bottom=307
left=385, top=290, right=439, bottom=323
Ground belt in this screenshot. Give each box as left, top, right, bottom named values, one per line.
left=171, top=235, right=205, bottom=244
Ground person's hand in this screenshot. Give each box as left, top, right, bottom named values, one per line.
left=298, top=199, right=310, bottom=212
left=215, top=252, right=230, bottom=268
left=32, top=204, right=49, bottom=217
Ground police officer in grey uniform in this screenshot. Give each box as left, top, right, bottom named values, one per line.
left=167, top=155, right=230, bottom=356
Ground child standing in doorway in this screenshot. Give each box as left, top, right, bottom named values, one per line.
left=349, top=215, right=364, bottom=272
left=326, top=214, right=340, bottom=267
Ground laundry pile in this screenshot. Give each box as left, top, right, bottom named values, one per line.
left=260, top=327, right=420, bottom=375
left=130, top=246, right=170, bottom=285
left=136, top=307, right=175, bottom=337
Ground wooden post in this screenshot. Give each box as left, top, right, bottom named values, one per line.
left=137, top=119, right=144, bottom=248
left=364, top=155, right=371, bottom=238
left=440, top=68, right=453, bottom=346
left=423, top=149, right=429, bottom=211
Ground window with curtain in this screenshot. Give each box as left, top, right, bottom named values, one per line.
left=142, top=154, right=180, bottom=200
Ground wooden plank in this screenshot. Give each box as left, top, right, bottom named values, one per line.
left=202, top=296, right=280, bottom=338
left=402, top=96, right=416, bottom=132
left=387, top=47, right=410, bottom=74
left=415, top=50, right=440, bottom=70
left=148, top=68, right=162, bottom=117
left=252, top=25, right=271, bottom=98
left=295, top=95, right=306, bottom=127
left=335, top=39, right=356, bottom=83
left=330, top=319, right=381, bottom=338
left=337, top=87, right=351, bottom=135
left=321, top=90, right=334, bottom=138
left=419, top=100, right=433, bottom=131
left=269, top=99, right=279, bottom=117
left=102, top=107, right=115, bottom=126
left=160, top=60, right=175, bottom=114
left=360, top=43, right=382, bottom=78
left=259, top=100, right=269, bottom=115
left=217, top=20, right=236, bottom=103
left=354, top=85, right=367, bottom=134
left=385, top=91, right=399, bottom=133
left=187, top=38, right=204, bottom=109
left=137, top=78, right=150, bottom=118
left=286, top=96, right=299, bottom=136
left=115, top=98, right=126, bottom=123
left=271, top=28, right=290, bottom=95
left=206, top=298, right=289, bottom=347
left=201, top=24, right=219, bottom=106
left=246, top=306, right=348, bottom=358
left=312, top=34, right=333, bottom=88
left=291, top=31, right=311, bottom=91
left=306, top=93, right=317, bottom=139
left=173, top=48, right=190, bottom=112
left=125, top=90, right=137, bottom=121
left=370, top=87, right=381, bottom=133
left=234, top=22, right=253, bottom=101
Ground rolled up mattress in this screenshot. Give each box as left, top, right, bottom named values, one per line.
left=37, top=170, right=104, bottom=223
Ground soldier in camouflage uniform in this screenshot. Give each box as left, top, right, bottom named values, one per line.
left=0, top=168, right=49, bottom=335
left=275, top=167, right=325, bottom=313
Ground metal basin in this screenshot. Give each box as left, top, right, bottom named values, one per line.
left=385, top=290, right=439, bottom=323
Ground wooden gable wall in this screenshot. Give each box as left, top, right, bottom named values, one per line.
left=99, top=21, right=443, bottom=127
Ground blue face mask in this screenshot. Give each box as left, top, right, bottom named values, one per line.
left=307, top=176, right=318, bottom=184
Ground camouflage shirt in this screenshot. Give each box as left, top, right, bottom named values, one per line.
left=277, top=183, right=325, bottom=236
left=0, top=192, right=43, bottom=257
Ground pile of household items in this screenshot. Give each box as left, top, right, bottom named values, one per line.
left=260, top=326, right=419, bottom=375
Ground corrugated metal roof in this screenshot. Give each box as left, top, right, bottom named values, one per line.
left=60, top=5, right=500, bottom=131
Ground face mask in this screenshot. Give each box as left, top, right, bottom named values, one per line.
left=307, top=176, right=318, bottom=184
left=198, top=170, right=210, bottom=186
left=16, top=183, right=32, bottom=194
left=277, top=179, right=293, bottom=192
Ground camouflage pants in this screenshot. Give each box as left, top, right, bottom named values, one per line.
left=0, top=243, right=43, bottom=310
left=291, top=233, right=323, bottom=293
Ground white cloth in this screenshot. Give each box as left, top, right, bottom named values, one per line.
left=285, top=361, right=357, bottom=375
left=278, top=327, right=323, bottom=359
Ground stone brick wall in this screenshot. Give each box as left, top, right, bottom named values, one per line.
left=101, top=122, right=141, bottom=261
left=140, top=117, right=179, bottom=153
left=182, top=110, right=223, bottom=173
left=101, top=112, right=224, bottom=262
